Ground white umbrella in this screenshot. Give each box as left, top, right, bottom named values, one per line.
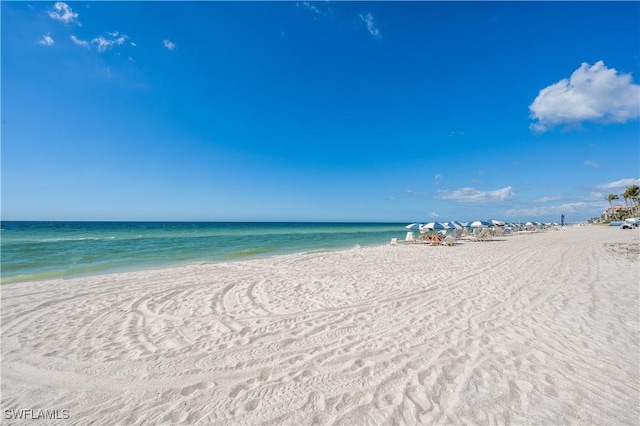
left=489, top=219, right=505, bottom=226
left=423, top=222, right=451, bottom=230
left=448, top=221, right=463, bottom=230
left=470, top=220, right=491, bottom=227
left=405, top=223, right=423, bottom=230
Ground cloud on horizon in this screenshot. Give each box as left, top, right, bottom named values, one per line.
left=359, top=13, right=382, bottom=39
left=48, top=2, right=81, bottom=26
left=529, top=61, right=640, bottom=132
left=595, top=178, right=640, bottom=191
left=509, top=178, right=640, bottom=219
left=437, top=186, right=515, bottom=203
left=506, top=201, right=595, bottom=219
left=532, top=195, right=563, bottom=203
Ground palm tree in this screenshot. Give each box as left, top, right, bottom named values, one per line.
left=606, top=194, right=619, bottom=221
left=622, top=189, right=630, bottom=210
left=625, top=185, right=640, bottom=216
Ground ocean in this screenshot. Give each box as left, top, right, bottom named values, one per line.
left=0, top=221, right=406, bottom=284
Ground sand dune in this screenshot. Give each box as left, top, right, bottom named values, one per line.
left=2, top=225, right=639, bottom=425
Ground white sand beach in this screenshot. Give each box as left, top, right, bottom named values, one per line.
left=2, top=225, right=639, bottom=425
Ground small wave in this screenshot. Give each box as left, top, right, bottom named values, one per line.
left=40, top=236, right=117, bottom=242
left=1, top=270, right=65, bottom=285
left=224, top=246, right=277, bottom=259
left=1, top=262, right=117, bottom=285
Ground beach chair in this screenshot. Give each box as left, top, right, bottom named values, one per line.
left=457, top=228, right=470, bottom=239
left=390, top=237, right=398, bottom=246
left=443, top=235, right=456, bottom=246
left=419, top=233, right=431, bottom=244
left=429, top=233, right=444, bottom=246
left=475, top=228, right=491, bottom=241
left=494, top=227, right=505, bottom=237
left=404, top=232, right=415, bottom=243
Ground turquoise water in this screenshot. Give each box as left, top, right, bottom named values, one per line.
left=1, top=222, right=405, bottom=284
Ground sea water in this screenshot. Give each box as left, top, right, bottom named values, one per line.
left=1, top=222, right=405, bottom=284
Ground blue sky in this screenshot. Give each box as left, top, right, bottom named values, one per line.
left=2, top=1, right=639, bottom=223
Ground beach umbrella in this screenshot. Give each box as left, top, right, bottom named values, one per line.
left=449, top=220, right=463, bottom=230
left=405, top=223, right=423, bottom=230
left=489, top=219, right=505, bottom=226
left=470, top=220, right=491, bottom=227
left=525, top=221, right=534, bottom=226
left=423, top=222, right=451, bottom=230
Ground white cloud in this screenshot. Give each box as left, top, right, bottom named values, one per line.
left=298, top=1, right=331, bottom=17
left=532, top=195, right=563, bottom=203
left=584, top=160, right=601, bottom=169
left=595, top=178, right=640, bottom=191
left=92, top=32, right=129, bottom=53
left=434, top=174, right=442, bottom=184
left=39, top=33, right=54, bottom=46
left=437, top=186, right=515, bottom=203
left=163, top=39, right=176, bottom=51
left=506, top=206, right=554, bottom=217
left=503, top=178, right=640, bottom=220
left=70, top=35, right=89, bottom=48
left=359, top=13, right=381, bottom=39
left=529, top=61, right=640, bottom=131
left=429, top=211, right=440, bottom=218
left=48, top=2, right=81, bottom=26
left=506, top=202, right=592, bottom=218
left=557, top=201, right=596, bottom=212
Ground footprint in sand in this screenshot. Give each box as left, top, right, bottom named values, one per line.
left=303, top=391, right=326, bottom=412
left=181, top=381, right=213, bottom=396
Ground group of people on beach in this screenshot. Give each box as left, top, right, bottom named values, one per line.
left=422, top=232, right=445, bottom=243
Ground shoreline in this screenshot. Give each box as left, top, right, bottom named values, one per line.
left=2, top=225, right=638, bottom=424
left=0, top=240, right=382, bottom=286
left=0, top=221, right=405, bottom=285
left=0, top=223, right=591, bottom=286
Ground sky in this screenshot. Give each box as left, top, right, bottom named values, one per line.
left=2, top=1, right=639, bottom=223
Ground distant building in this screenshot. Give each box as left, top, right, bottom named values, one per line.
left=602, top=205, right=632, bottom=221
